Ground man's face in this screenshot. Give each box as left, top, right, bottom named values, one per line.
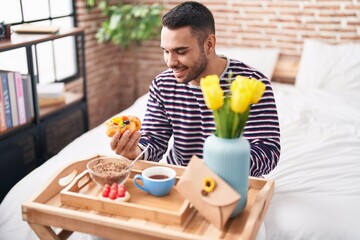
left=161, top=26, right=207, bottom=84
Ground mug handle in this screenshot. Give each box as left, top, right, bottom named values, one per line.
left=133, top=174, right=149, bottom=193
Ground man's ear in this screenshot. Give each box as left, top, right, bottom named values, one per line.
left=205, top=34, right=216, bottom=55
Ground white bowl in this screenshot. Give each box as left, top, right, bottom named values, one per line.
left=87, top=156, right=131, bottom=187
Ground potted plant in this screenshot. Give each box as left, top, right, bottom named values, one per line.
left=200, top=74, right=266, bottom=216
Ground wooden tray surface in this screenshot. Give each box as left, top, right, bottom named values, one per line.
left=60, top=166, right=195, bottom=226
left=22, top=154, right=274, bottom=240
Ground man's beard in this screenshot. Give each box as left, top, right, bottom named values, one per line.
left=181, top=49, right=207, bottom=84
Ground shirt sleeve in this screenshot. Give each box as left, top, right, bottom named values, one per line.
left=244, top=78, right=281, bottom=177
left=139, top=79, right=173, bottom=162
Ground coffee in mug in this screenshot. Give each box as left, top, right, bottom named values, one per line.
left=133, top=166, right=176, bottom=196
left=149, top=174, right=168, bottom=180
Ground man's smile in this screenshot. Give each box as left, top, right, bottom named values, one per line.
left=172, top=67, right=188, bottom=79
left=172, top=67, right=187, bottom=73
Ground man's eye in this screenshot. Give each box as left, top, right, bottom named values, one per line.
left=163, top=50, right=169, bottom=54
left=177, top=50, right=186, bottom=55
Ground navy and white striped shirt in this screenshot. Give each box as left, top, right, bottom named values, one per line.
left=139, top=57, right=280, bottom=177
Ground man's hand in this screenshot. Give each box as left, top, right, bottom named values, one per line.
left=110, top=130, right=142, bottom=160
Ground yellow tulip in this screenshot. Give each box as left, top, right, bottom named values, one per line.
left=248, top=79, right=266, bottom=104
left=200, top=74, right=266, bottom=138
left=230, top=88, right=251, bottom=113
left=200, top=75, right=224, bottom=110
left=232, top=76, right=266, bottom=104
left=232, top=76, right=248, bottom=92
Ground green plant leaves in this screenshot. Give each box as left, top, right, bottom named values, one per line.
left=86, top=1, right=163, bottom=49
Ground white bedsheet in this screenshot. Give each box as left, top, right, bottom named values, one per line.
left=264, top=83, right=360, bottom=239
left=1, top=83, right=360, bottom=239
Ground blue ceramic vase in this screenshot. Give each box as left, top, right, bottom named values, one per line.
left=203, top=134, right=250, bottom=217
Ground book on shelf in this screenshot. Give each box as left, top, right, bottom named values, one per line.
left=22, top=74, right=35, bottom=121
left=37, top=82, right=65, bottom=98
left=37, top=82, right=66, bottom=107
left=0, top=73, right=7, bottom=132
left=7, top=72, right=19, bottom=127
left=38, top=96, right=66, bottom=107
left=13, top=24, right=60, bottom=34
left=14, top=72, right=27, bottom=125
left=0, top=71, right=13, bottom=129
left=0, top=70, right=36, bottom=133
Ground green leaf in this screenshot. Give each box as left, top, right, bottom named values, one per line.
left=98, top=1, right=108, bottom=10
left=109, top=13, right=121, bottom=30
left=88, top=2, right=163, bottom=49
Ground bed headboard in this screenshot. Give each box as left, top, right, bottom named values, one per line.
left=272, top=58, right=299, bottom=84
left=216, top=47, right=300, bottom=85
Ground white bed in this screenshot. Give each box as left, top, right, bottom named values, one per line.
left=1, top=40, right=360, bottom=239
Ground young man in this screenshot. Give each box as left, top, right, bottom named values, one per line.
left=110, top=1, right=280, bottom=177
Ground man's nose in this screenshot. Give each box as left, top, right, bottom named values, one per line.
left=166, top=53, right=178, bottom=68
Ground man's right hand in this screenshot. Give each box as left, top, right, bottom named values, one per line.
left=110, top=130, right=142, bottom=160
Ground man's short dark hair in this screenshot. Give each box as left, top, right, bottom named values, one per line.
left=162, top=1, right=215, bottom=45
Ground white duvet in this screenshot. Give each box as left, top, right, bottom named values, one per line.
left=1, top=83, right=360, bottom=239
left=265, top=83, right=360, bottom=239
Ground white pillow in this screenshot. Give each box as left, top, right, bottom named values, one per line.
left=216, top=47, right=279, bottom=80
left=296, top=40, right=360, bottom=91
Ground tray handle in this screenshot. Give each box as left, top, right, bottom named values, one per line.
left=59, top=169, right=78, bottom=187
left=31, top=155, right=100, bottom=202
left=244, top=179, right=275, bottom=240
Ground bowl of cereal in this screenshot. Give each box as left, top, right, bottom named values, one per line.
left=87, top=156, right=132, bottom=187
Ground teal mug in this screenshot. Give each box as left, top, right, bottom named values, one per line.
left=133, top=166, right=176, bottom=196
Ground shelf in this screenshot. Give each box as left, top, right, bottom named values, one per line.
left=0, top=27, right=88, bottom=202
left=0, top=120, right=34, bottom=136
left=39, top=91, right=84, bottom=118
left=0, top=28, right=84, bottom=51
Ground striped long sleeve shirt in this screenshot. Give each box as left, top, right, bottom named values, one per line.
left=139, top=57, right=280, bottom=177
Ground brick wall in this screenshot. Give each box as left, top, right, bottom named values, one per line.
left=76, top=0, right=360, bottom=129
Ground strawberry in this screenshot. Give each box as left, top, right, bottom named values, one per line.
left=109, top=189, right=117, bottom=200
left=118, top=184, right=126, bottom=191
left=102, top=184, right=110, bottom=197
left=118, top=184, right=126, bottom=197
left=110, top=183, right=118, bottom=194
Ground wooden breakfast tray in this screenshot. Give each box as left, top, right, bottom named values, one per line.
left=60, top=162, right=195, bottom=226
left=22, top=154, right=274, bottom=240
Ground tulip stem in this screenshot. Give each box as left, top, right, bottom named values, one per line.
left=231, top=113, right=240, bottom=138
left=213, top=110, right=223, bottom=138
left=237, top=108, right=250, bottom=137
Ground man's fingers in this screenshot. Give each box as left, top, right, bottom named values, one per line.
left=123, top=131, right=140, bottom=155
left=110, top=130, right=141, bottom=159
left=117, top=130, right=131, bottom=148
left=110, top=132, right=121, bottom=150
left=130, top=131, right=141, bottom=149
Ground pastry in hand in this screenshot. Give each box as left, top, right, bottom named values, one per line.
left=105, top=115, right=141, bottom=137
